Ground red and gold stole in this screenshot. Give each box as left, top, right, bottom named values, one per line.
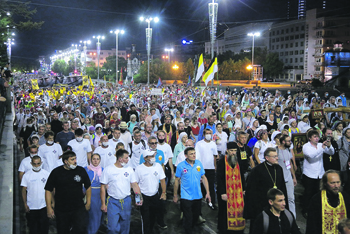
left=321, top=190, right=347, bottom=234
left=163, top=124, right=173, bottom=144
left=225, top=156, right=245, bottom=231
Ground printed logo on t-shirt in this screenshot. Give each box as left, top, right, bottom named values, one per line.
left=183, top=169, right=188, bottom=174
left=158, top=156, right=162, bottom=161
left=53, top=150, right=57, bottom=154
left=154, top=171, right=158, bottom=176
left=124, top=172, right=129, bottom=177
left=74, top=175, right=81, bottom=182
left=196, top=166, right=201, bottom=172
left=108, top=152, right=113, bottom=156
left=41, top=178, right=46, bottom=183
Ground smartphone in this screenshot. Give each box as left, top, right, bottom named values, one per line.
left=326, top=136, right=332, bottom=142
left=135, top=194, right=141, bottom=204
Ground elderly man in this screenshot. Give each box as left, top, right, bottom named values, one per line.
left=141, top=123, right=157, bottom=142
left=306, top=170, right=350, bottom=234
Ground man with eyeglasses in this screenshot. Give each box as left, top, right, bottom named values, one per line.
left=277, top=135, right=297, bottom=218
left=244, top=147, right=288, bottom=234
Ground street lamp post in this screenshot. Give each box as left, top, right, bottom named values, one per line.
left=92, top=35, right=105, bottom=80
left=209, top=0, right=218, bottom=86
left=247, top=32, right=260, bottom=80
left=164, top=48, right=174, bottom=63
left=110, top=29, right=125, bottom=83
left=71, top=44, right=80, bottom=72
left=140, top=16, right=159, bottom=86
left=80, top=40, right=91, bottom=75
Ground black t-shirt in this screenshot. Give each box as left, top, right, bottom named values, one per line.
left=236, top=144, right=253, bottom=176
left=45, top=165, right=91, bottom=212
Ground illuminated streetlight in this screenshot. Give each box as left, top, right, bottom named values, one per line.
left=247, top=32, right=260, bottom=80
left=172, top=64, right=179, bottom=70
left=246, top=65, right=253, bottom=70
left=80, top=40, right=91, bottom=74
left=209, top=0, right=218, bottom=86
left=92, top=35, right=105, bottom=80
left=110, top=29, right=125, bottom=83
left=140, top=16, right=159, bottom=86
left=164, top=48, right=174, bottom=63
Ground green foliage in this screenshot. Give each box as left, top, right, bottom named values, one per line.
left=262, top=52, right=284, bottom=77
left=86, top=62, right=97, bottom=79
left=51, top=60, right=66, bottom=75
left=101, top=56, right=127, bottom=81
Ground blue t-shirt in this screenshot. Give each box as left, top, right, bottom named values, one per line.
left=175, top=159, right=205, bottom=200
left=139, top=149, right=165, bottom=165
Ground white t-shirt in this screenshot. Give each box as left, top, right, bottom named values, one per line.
left=254, top=140, right=274, bottom=163
left=214, top=131, right=228, bottom=154
left=157, top=143, right=173, bottom=165
left=20, top=169, right=50, bottom=210
left=68, top=139, right=92, bottom=167
left=129, top=141, right=148, bottom=169
left=120, top=132, right=132, bottom=145
left=93, top=145, right=116, bottom=168
left=100, top=165, right=136, bottom=199
left=38, top=143, right=63, bottom=173
left=195, top=140, right=218, bottom=169
left=135, top=163, right=166, bottom=196
left=18, top=156, right=33, bottom=173
left=109, top=138, right=128, bottom=153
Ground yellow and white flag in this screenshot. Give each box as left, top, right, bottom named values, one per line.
left=31, top=79, right=39, bottom=90
left=202, top=57, right=218, bottom=86
left=195, top=54, right=204, bottom=82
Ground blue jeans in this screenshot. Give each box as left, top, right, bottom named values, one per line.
left=87, top=188, right=102, bottom=234
left=107, top=196, right=132, bottom=234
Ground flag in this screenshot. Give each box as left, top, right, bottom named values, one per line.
left=195, top=54, right=204, bottom=82
left=31, top=79, right=39, bottom=90
left=187, top=75, right=191, bottom=87
left=156, top=77, right=162, bottom=88
left=131, top=75, right=134, bottom=84
left=89, top=77, right=94, bottom=87
left=82, top=76, right=89, bottom=86
left=118, top=69, right=123, bottom=85
left=202, top=57, right=218, bottom=86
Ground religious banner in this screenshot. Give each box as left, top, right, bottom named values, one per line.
left=292, top=133, right=307, bottom=158
left=82, top=75, right=89, bottom=86
left=31, top=79, right=39, bottom=90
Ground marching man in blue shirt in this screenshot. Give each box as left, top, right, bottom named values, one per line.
left=173, top=147, right=211, bottom=234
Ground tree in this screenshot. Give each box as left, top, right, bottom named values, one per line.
left=51, top=59, right=66, bottom=75
left=262, top=53, right=284, bottom=78
left=184, top=58, right=195, bottom=79
left=86, top=62, right=97, bottom=79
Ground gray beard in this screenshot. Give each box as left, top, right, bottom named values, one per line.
left=228, top=155, right=237, bottom=168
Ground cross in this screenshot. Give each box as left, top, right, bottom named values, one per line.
left=329, top=156, right=332, bottom=162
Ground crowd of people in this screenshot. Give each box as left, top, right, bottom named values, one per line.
left=13, top=75, right=350, bottom=234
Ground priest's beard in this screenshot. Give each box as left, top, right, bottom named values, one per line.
left=227, top=155, right=237, bottom=168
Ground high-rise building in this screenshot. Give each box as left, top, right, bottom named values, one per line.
left=298, top=0, right=306, bottom=19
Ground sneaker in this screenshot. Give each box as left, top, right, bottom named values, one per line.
left=158, top=223, right=168, bottom=230
left=196, top=215, right=206, bottom=225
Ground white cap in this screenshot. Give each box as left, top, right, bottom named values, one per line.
left=143, top=149, right=156, bottom=158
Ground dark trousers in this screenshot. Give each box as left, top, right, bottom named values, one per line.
left=202, top=169, right=216, bottom=204
left=55, top=206, right=88, bottom=234
left=140, top=193, right=163, bottom=234
left=180, top=199, right=201, bottom=234
left=302, top=174, right=320, bottom=213
left=28, top=207, right=49, bottom=234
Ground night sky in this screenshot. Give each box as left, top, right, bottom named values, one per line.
left=10, top=0, right=350, bottom=65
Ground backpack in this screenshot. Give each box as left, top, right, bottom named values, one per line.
left=129, top=139, right=146, bottom=156
left=262, top=209, right=293, bottom=234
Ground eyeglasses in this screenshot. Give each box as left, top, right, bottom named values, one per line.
left=149, top=142, right=158, bottom=145
left=268, top=156, right=278, bottom=159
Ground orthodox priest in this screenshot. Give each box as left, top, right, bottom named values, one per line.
left=306, top=170, right=350, bottom=234
left=159, top=115, right=176, bottom=145
left=244, top=147, right=288, bottom=234
left=217, top=142, right=245, bottom=234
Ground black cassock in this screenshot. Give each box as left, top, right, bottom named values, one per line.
left=243, top=162, right=288, bottom=220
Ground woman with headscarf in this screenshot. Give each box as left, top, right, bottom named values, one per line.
left=247, top=119, right=259, bottom=141
left=242, top=109, right=255, bottom=132
left=333, top=121, right=344, bottom=141
left=173, top=132, right=188, bottom=165
left=151, top=114, right=160, bottom=133
left=234, top=110, right=244, bottom=131
left=288, top=119, right=300, bottom=134
left=172, top=110, right=183, bottom=129
left=127, top=114, right=138, bottom=134
left=198, top=111, right=208, bottom=125
left=271, top=131, right=282, bottom=147
left=278, top=115, right=289, bottom=131
left=84, top=153, right=104, bottom=234
left=253, top=127, right=273, bottom=164
left=266, top=113, right=278, bottom=134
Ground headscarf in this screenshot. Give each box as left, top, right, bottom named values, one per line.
left=271, top=130, right=281, bottom=145
left=87, top=161, right=102, bottom=182
left=288, top=118, right=297, bottom=126
left=178, top=132, right=188, bottom=144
